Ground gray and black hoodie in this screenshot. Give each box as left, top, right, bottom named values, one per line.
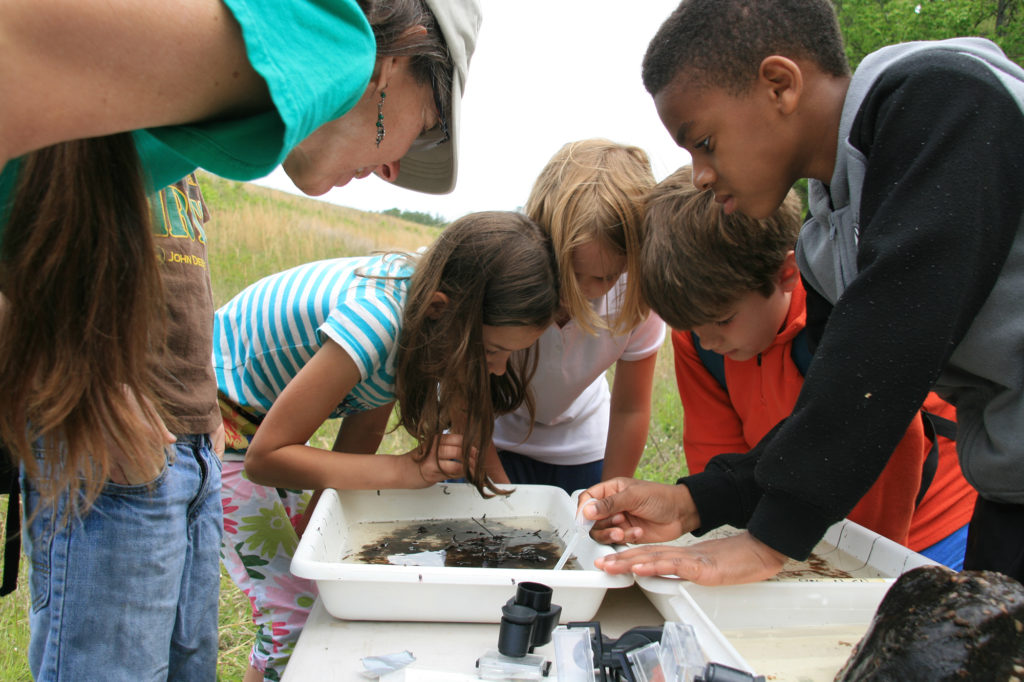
left=682, top=38, right=1024, bottom=560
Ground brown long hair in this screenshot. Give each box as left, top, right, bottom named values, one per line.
left=0, top=135, right=167, bottom=509
left=394, top=211, right=559, bottom=495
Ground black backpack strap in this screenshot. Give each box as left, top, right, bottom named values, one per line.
left=922, top=410, right=957, bottom=441
left=916, top=410, right=957, bottom=508
left=789, top=328, right=813, bottom=375
left=1, top=446, right=20, bottom=597
left=692, top=327, right=815, bottom=395
left=691, top=331, right=727, bottom=391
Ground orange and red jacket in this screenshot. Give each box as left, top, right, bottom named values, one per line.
left=673, top=282, right=976, bottom=551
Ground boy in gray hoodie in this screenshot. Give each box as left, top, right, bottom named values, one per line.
left=584, top=0, right=1024, bottom=586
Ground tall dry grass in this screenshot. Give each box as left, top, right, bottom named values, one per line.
left=199, top=172, right=441, bottom=308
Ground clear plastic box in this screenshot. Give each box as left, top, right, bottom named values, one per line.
left=633, top=519, right=936, bottom=631
left=631, top=519, right=938, bottom=681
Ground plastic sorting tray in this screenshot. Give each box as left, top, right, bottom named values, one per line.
left=629, top=520, right=940, bottom=680
left=662, top=590, right=756, bottom=674
left=632, top=519, right=937, bottom=631
left=291, top=483, right=633, bottom=623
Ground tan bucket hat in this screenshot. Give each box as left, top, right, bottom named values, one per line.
left=393, top=0, right=483, bottom=195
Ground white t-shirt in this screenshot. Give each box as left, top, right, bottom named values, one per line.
left=492, top=275, right=665, bottom=465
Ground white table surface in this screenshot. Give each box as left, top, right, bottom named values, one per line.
left=282, top=584, right=665, bottom=681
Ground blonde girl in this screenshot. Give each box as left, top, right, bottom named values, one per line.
left=215, top=211, right=558, bottom=680
left=490, top=139, right=666, bottom=493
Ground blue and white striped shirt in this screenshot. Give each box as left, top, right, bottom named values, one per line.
left=213, top=254, right=414, bottom=418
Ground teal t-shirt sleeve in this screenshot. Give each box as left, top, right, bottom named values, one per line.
left=0, top=160, right=18, bottom=223
left=141, top=0, right=376, bottom=190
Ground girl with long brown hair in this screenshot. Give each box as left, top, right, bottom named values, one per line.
left=215, top=211, right=559, bottom=678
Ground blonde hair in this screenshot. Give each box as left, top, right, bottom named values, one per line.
left=524, top=139, right=655, bottom=335
left=641, top=165, right=803, bottom=330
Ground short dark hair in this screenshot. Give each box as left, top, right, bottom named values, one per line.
left=360, top=0, right=454, bottom=127
left=640, top=166, right=803, bottom=330
left=642, top=0, right=850, bottom=96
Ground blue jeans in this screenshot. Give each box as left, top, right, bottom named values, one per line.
left=21, top=434, right=223, bottom=681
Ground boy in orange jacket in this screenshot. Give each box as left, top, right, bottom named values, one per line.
left=640, top=165, right=976, bottom=567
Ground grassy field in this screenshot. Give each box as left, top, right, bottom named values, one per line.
left=0, top=172, right=686, bottom=680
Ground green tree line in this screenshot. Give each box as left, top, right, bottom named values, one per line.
left=836, top=0, right=1022, bottom=68
left=379, top=207, right=448, bottom=228
left=789, top=0, right=1021, bottom=212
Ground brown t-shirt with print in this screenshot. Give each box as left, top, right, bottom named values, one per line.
left=152, top=175, right=220, bottom=436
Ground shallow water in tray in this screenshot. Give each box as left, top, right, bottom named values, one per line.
left=774, top=549, right=886, bottom=581
left=341, top=516, right=581, bottom=569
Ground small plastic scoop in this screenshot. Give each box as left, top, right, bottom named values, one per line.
left=553, top=499, right=599, bottom=571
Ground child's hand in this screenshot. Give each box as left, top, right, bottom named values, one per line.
left=593, top=531, right=787, bottom=586
left=404, top=434, right=475, bottom=487
left=579, top=477, right=700, bottom=545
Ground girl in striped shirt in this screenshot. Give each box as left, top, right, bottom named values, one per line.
left=213, top=211, right=558, bottom=679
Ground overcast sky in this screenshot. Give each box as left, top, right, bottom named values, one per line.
left=253, top=0, right=692, bottom=221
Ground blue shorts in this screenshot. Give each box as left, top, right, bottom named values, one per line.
left=917, top=523, right=968, bottom=571
left=497, top=450, right=603, bottom=496
left=21, top=434, right=222, bottom=681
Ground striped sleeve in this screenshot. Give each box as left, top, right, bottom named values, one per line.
left=212, top=255, right=411, bottom=414
left=318, top=256, right=408, bottom=392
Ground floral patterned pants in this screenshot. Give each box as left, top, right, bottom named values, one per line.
left=220, top=461, right=317, bottom=681
left=218, top=394, right=316, bottom=681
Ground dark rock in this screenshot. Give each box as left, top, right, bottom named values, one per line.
left=835, top=565, right=1024, bottom=681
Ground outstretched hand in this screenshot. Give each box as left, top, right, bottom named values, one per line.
left=593, top=531, right=788, bottom=586
left=404, top=433, right=475, bottom=487
left=578, top=477, right=700, bottom=545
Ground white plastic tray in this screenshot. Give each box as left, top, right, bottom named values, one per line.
left=292, top=484, right=633, bottom=623
left=629, top=519, right=939, bottom=680
left=633, top=519, right=936, bottom=631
